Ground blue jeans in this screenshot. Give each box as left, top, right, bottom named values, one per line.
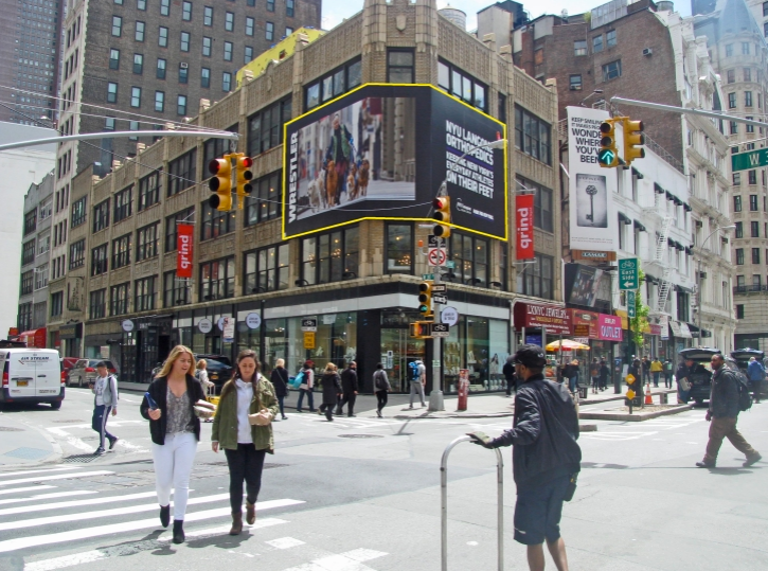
left=296, top=388, right=314, bottom=411
left=91, top=405, right=116, bottom=451
left=653, top=372, right=660, bottom=387
left=277, top=395, right=286, bottom=417
left=568, top=373, right=579, bottom=393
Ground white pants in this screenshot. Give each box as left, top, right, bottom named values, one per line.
left=410, top=380, right=426, bottom=406
left=152, top=432, right=198, bottom=521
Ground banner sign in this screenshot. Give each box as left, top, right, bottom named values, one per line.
left=598, top=314, right=623, bottom=341
left=516, top=194, right=535, bottom=259
left=176, top=224, right=194, bottom=278
left=513, top=302, right=570, bottom=335
left=567, top=309, right=599, bottom=338
left=566, top=106, right=618, bottom=252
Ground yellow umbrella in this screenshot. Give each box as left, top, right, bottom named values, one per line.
left=545, top=339, right=590, bottom=352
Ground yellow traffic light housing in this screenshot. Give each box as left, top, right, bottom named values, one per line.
left=433, top=196, right=451, bottom=238
left=418, top=281, right=433, bottom=317
left=623, top=118, right=645, bottom=166
left=208, top=155, right=233, bottom=211
left=234, top=153, right=254, bottom=210
left=598, top=119, right=619, bottom=168
left=409, top=321, right=431, bottom=339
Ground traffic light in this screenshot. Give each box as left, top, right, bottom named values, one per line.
left=409, top=321, right=431, bottom=339
left=622, top=118, right=645, bottom=166
left=208, top=154, right=232, bottom=211
left=598, top=119, right=619, bottom=168
left=433, top=196, right=451, bottom=238
left=418, top=281, right=433, bottom=317
left=235, top=154, right=253, bottom=210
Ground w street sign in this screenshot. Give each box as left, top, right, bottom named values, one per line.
left=732, top=149, right=768, bottom=172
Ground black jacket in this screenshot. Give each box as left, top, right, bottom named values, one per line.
left=140, top=375, right=206, bottom=445
left=340, top=367, right=358, bottom=393
left=502, top=361, right=515, bottom=380
left=321, top=372, right=341, bottom=405
left=599, top=364, right=610, bottom=382
left=709, top=366, right=740, bottom=418
left=491, top=374, right=581, bottom=490
left=270, top=367, right=289, bottom=397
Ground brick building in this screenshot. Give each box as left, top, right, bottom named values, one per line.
left=50, top=0, right=562, bottom=394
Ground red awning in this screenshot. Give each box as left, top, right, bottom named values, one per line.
left=18, top=328, right=47, bottom=348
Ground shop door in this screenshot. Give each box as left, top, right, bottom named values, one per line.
left=138, top=326, right=159, bottom=384
left=380, top=328, right=425, bottom=393
left=121, top=332, right=137, bottom=383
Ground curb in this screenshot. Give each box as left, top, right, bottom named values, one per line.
left=578, top=403, right=693, bottom=422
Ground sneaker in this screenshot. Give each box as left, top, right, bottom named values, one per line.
left=108, top=436, right=118, bottom=450
left=743, top=453, right=762, bottom=467
left=296, top=409, right=303, bottom=413
left=408, top=406, right=414, bottom=410
left=94, top=448, right=105, bottom=456
left=282, top=415, right=288, bottom=420
left=696, top=460, right=716, bottom=468
left=376, top=410, right=382, bottom=418
left=347, top=414, right=356, bottom=417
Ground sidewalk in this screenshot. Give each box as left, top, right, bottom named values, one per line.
left=0, top=411, right=59, bottom=466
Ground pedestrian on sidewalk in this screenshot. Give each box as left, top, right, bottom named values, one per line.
left=564, top=359, right=579, bottom=394
left=336, top=361, right=358, bottom=417
left=696, top=352, right=761, bottom=468
left=270, top=358, right=289, bottom=420
left=373, top=363, right=390, bottom=418
left=641, top=356, right=651, bottom=384
left=295, top=360, right=316, bottom=413
left=212, top=349, right=278, bottom=535
left=408, top=359, right=427, bottom=409
left=503, top=355, right=517, bottom=397
left=590, top=358, right=600, bottom=394
left=473, top=344, right=581, bottom=571
left=675, top=358, right=696, bottom=404
left=318, top=363, right=342, bottom=421
left=89, top=362, right=119, bottom=456
left=663, top=359, right=673, bottom=389
left=195, top=359, right=215, bottom=399
left=747, top=356, right=764, bottom=404
left=599, top=358, right=610, bottom=391
left=650, top=357, right=663, bottom=388
left=140, top=345, right=207, bottom=544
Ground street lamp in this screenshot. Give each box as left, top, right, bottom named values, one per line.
left=694, top=224, right=735, bottom=346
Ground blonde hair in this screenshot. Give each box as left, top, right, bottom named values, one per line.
left=324, top=362, right=337, bottom=373
left=156, top=345, right=196, bottom=378
left=275, top=358, right=285, bottom=367
left=196, top=359, right=207, bottom=370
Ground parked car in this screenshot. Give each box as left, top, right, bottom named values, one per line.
left=67, top=359, right=118, bottom=388
left=194, top=354, right=233, bottom=394
left=678, top=347, right=748, bottom=405
left=731, top=348, right=767, bottom=399
left=61, top=357, right=79, bottom=384
left=0, top=348, right=64, bottom=409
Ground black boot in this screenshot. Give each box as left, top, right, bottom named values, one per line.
left=159, top=505, right=170, bottom=528
left=172, top=520, right=185, bottom=544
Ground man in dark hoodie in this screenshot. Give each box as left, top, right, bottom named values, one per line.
left=474, top=344, right=581, bottom=571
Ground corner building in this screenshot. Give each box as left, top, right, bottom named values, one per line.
left=60, top=0, right=562, bottom=393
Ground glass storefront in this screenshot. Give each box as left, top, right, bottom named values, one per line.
left=445, top=316, right=508, bottom=393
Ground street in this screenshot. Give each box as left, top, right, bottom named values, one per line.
left=0, top=389, right=766, bottom=571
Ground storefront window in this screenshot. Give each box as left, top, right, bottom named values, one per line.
left=300, top=226, right=359, bottom=284
left=380, top=309, right=425, bottom=393
left=244, top=243, right=289, bottom=294
left=386, top=223, right=413, bottom=274
left=449, top=232, right=489, bottom=286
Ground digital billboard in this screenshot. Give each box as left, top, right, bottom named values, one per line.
left=283, top=84, right=507, bottom=240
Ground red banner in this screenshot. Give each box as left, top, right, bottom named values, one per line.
left=176, top=224, right=194, bottom=278
left=516, top=194, right=534, bottom=260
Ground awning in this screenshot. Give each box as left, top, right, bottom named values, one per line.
left=618, top=212, right=632, bottom=224
left=632, top=167, right=644, bottom=179
left=683, top=203, right=692, bottom=212
left=685, top=246, right=694, bottom=255
left=654, top=183, right=665, bottom=194
left=675, top=242, right=685, bottom=251
left=665, top=190, right=673, bottom=200
left=676, top=284, right=693, bottom=293
left=669, top=321, right=692, bottom=338
left=633, top=220, right=647, bottom=232
left=667, top=238, right=675, bottom=247
left=18, top=328, right=46, bottom=348
left=674, top=197, right=682, bottom=206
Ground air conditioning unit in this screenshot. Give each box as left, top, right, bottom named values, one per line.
left=569, top=85, right=580, bottom=91
left=180, top=62, right=189, bottom=69
left=642, top=48, right=653, bottom=57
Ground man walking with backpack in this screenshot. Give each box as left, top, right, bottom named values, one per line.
left=408, top=359, right=426, bottom=409
left=696, top=353, right=761, bottom=468
left=89, top=361, right=119, bottom=456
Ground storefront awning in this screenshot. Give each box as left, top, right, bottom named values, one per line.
left=669, top=320, right=692, bottom=338
left=513, top=302, right=571, bottom=335
left=18, top=328, right=46, bottom=348
left=633, top=220, right=647, bottom=232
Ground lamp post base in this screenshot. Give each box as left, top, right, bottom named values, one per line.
left=428, top=390, right=445, bottom=412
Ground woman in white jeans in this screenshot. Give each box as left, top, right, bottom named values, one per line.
left=141, top=345, right=207, bottom=544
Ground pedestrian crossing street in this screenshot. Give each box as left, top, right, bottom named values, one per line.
left=0, top=465, right=389, bottom=571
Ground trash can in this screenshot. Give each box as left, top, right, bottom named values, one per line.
left=578, top=386, right=588, bottom=400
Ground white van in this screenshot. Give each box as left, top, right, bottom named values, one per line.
left=0, top=349, right=64, bottom=409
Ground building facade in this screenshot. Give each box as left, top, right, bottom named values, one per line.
left=54, top=0, right=562, bottom=393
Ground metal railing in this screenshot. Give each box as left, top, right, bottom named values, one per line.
left=733, top=285, right=768, bottom=294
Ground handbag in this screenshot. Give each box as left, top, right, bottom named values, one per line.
left=290, top=371, right=305, bottom=390
left=564, top=472, right=578, bottom=502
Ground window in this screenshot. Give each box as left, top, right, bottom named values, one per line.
left=222, top=72, right=232, bottom=92
left=765, top=22, right=768, bottom=37
left=247, top=96, right=291, bottom=155
left=742, top=42, right=750, bottom=55
left=286, top=26, right=294, bottom=36
left=160, top=0, right=169, bottom=15
left=730, top=121, right=738, bottom=134
left=224, top=41, right=233, bottom=61
left=110, top=283, right=130, bottom=316
left=304, top=58, right=362, bottom=111
left=201, top=200, right=234, bottom=240
left=23, top=210, right=36, bottom=235
left=245, top=171, right=281, bottom=224
left=154, top=90, right=164, bottom=112
left=753, top=248, right=762, bottom=265
left=750, top=194, right=759, bottom=211
left=737, top=304, right=745, bottom=319
left=514, top=105, right=552, bottom=165
left=164, top=271, right=189, bottom=306
left=244, top=46, right=254, bottom=64
left=182, top=1, right=192, bottom=20
left=91, top=244, right=108, bottom=275
left=69, top=239, right=85, bottom=269
left=133, top=53, right=143, bottom=74
left=225, top=11, right=234, bottom=31
left=165, top=207, right=194, bottom=252
left=569, top=75, right=582, bottom=91
left=728, top=92, right=737, bottom=109
left=112, top=234, right=131, bottom=269
left=138, top=0, right=146, bottom=9
left=734, top=195, right=742, bottom=212
left=726, top=44, right=733, bottom=57
left=93, top=198, right=111, bottom=233
left=286, top=0, right=294, bottom=16
left=746, top=91, right=753, bottom=107
left=179, top=63, right=188, bottom=84
left=435, top=60, right=487, bottom=111
left=71, top=196, right=87, bottom=228
left=199, top=257, right=235, bottom=300
left=21, top=240, right=35, bottom=266
left=20, top=271, right=33, bottom=295
left=201, top=67, right=210, bottom=88
left=18, top=303, right=32, bottom=331
left=177, top=95, right=187, bottom=116
left=155, top=58, right=167, bottom=79
left=300, top=226, right=359, bottom=285
left=266, top=21, right=274, bottom=40
left=750, top=170, right=757, bottom=185
left=727, top=69, right=735, bottom=84
left=112, top=16, right=122, bottom=36
left=89, top=289, right=106, bottom=319
left=138, top=171, right=161, bottom=210
left=244, top=244, right=290, bottom=294
left=167, top=149, right=197, bottom=196
left=606, top=29, right=616, bottom=47
left=734, top=172, right=741, bottom=185
left=134, top=276, right=156, bottom=311
left=602, top=60, right=621, bottom=81
left=387, top=49, right=414, bottom=83
left=50, top=292, right=63, bottom=318
left=109, top=48, right=120, bottom=70
left=245, top=16, right=254, bottom=36
left=135, top=20, right=145, bottom=41
left=751, top=221, right=760, bottom=237
left=114, top=186, right=133, bottom=222
left=385, top=223, right=413, bottom=274
left=744, top=67, right=752, bottom=82
left=129, top=121, right=140, bottom=140
left=204, top=6, right=213, bottom=26
left=736, top=221, right=744, bottom=238
left=574, top=40, right=587, bottom=56
left=517, top=177, right=553, bottom=232
left=517, top=253, right=554, bottom=299
left=736, top=248, right=745, bottom=265
left=202, top=36, right=212, bottom=56
left=107, top=82, right=118, bottom=103
left=136, top=223, right=159, bottom=261
left=131, top=86, right=141, bottom=107
left=448, top=232, right=489, bottom=287
left=180, top=32, right=190, bottom=52
left=159, top=26, right=168, bottom=47
left=592, top=35, right=603, bottom=53
left=267, top=0, right=274, bottom=10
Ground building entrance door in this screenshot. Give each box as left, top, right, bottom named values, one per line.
left=380, top=327, right=425, bottom=393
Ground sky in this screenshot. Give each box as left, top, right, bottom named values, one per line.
left=321, top=0, right=692, bottom=32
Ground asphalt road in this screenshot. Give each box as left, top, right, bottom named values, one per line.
left=0, top=388, right=766, bottom=571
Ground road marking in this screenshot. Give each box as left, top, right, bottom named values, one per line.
left=49, top=420, right=143, bottom=430
left=44, top=427, right=92, bottom=452
left=1, top=498, right=303, bottom=553
left=0, top=486, right=56, bottom=497
left=267, top=537, right=306, bottom=549
left=0, top=470, right=114, bottom=487
left=0, top=467, right=77, bottom=479
left=280, top=547, right=388, bottom=571
left=0, top=490, right=96, bottom=507
left=0, top=490, right=159, bottom=517
left=24, top=518, right=289, bottom=571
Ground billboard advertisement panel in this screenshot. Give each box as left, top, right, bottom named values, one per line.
left=566, top=107, right=618, bottom=252
left=283, top=84, right=507, bottom=240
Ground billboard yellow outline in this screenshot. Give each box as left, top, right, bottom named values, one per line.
left=281, top=83, right=509, bottom=242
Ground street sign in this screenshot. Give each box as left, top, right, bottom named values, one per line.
left=732, top=148, right=768, bottom=172
left=301, top=318, right=317, bottom=332
left=445, top=260, right=455, bottom=269
left=618, top=258, right=639, bottom=290
left=430, top=323, right=450, bottom=338
left=626, top=374, right=636, bottom=385
left=433, top=295, right=447, bottom=305
left=627, top=290, right=636, bottom=318
left=428, top=247, right=447, bottom=267
left=422, top=273, right=434, bottom=280
left=441, top=306, right=459, bottom=326
left=626, top=389, right=636, bottom=400
left=303, top=331, right=316, bottom=349
left=431, top=284, right=447, bottom=293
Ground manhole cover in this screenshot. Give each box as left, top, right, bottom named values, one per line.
left=62, top=454, right=99, bottom=464
left=337, top=434, right=384, bottom=439
left=0, top=427, right=24, bottom=432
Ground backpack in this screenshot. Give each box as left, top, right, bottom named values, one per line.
left=408, top=361, right=420, bottom=381
left=374, top=370, right=387, bottom=390
left=194, top=370, right=201, bottom=381
left=736, top=373, right=753, bottom=412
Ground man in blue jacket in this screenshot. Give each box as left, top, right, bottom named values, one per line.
left=475, top=344, right=581, bottom=571
left=747, top=356, right=764, bottom=404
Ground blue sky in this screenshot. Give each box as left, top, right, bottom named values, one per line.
left=321, top=0, right=692, bottom=31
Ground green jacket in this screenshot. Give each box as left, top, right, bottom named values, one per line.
left=211, top=375, right=279, bottom=453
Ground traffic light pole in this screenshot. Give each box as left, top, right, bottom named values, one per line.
left=428, top=238, right=445, bottom=413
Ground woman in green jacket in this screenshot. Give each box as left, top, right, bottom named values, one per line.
left=211, top=349, right=279, bottom=535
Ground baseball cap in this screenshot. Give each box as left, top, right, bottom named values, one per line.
left=512, top=344, right=547, bottom=368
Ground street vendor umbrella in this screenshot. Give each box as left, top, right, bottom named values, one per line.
left=545, top=339, right=590, bottom=352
